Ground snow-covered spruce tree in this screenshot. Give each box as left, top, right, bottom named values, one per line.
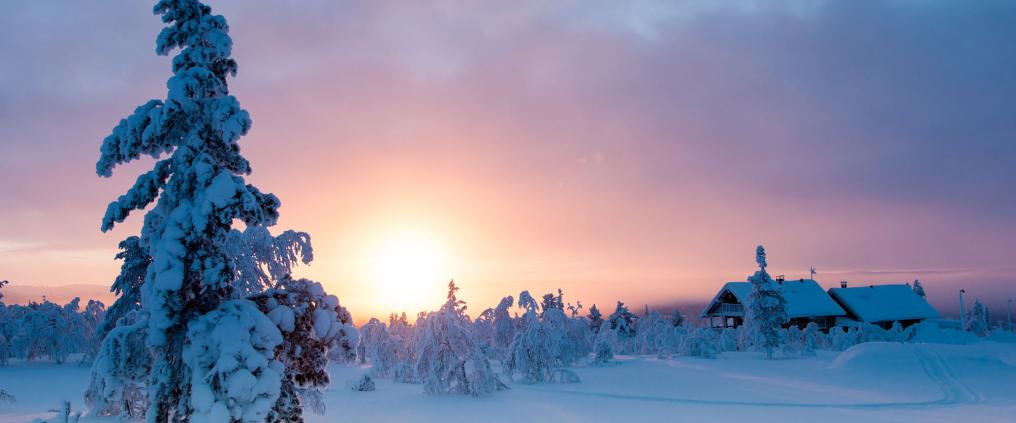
left=745, top=245, right=787, bottom=359
left=672, top=308, right=685, bottom=327
left=966, top=299, right=989, bottom=336
left=912, top=279, right=926, bottom=299
left=414, top=281, right=506, bottom=395
left=94, top=2, right=346, bottom=420
left=606, top=301, right=637, bottom=353
left=587, top=304, right=603, bottom=333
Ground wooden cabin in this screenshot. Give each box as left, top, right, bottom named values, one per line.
left=827, top=283, right=939, bottom=329
left=700, top=279, right=847, bottom=330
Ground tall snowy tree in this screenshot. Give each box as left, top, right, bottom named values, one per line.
left=912, top=279, right=926, bottom=299
left=93, top=1, right=346, bottom=420
left=745, top=245, right=787, bottom=359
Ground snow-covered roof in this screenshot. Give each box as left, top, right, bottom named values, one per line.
left=700, top=279, right=846, bottom=319
left=828, top=284, right=939, bottom=323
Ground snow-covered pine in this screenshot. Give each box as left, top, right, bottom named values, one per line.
left=92, top=1, right=347, bottom=420
left=414, top=281, right=506, bottom=396
left=912, top=279, right=926, bottom=298
left=745, top=245, right=787, bottom=359
left=587, top=304, right=604, bottom=333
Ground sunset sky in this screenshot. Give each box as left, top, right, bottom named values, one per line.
left=1, top=1, right=1014, bottom=320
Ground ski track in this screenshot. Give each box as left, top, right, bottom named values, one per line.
left=519, top=347, right=982, bottom=410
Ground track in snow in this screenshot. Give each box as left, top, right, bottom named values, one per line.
left=519, top=347, right=981, bottom=410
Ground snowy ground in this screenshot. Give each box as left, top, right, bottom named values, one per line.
left=2, top=342, right=1014, bottom=423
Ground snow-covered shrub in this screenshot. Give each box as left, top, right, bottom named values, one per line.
left=592, top=340, right=613, bottom=366
left=552, top=368, right=581, bottom=383
left=414, top=281, right=506, bottom=396
left=680, top=327, right=718, bottom=359
left=0, top=388, right=15, bottom=404
left=781, top=326, right=803, bottom=357
left=802, top=323, right=821, bottom=354
left=32, top=401, right=81, bottom=423
left=635, top=311, right=671, bottom=355
left=857, top=323, right=888, bottom=343
left=735, top=324, right=755, bottom=351
left=966, top=299, right=989, bottom=336
left=542, top=307, right=591, bottom=365
left=718, top=328, right=738, bottom=352
left=351, top=375, right=376, bottom=392
left=745, top=245, right=787, bottom=359
left=183, top=300, right=284, bottom=423
left=85, top=314, right=151, bottom=418
left=831, top=327, right=859, bottom=351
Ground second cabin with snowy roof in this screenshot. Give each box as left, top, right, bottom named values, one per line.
left=700, top=278, right=938, bottom=331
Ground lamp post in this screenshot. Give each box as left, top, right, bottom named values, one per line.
left=959, top=289, right=967, bottom=331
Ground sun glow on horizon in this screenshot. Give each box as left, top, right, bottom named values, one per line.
left=364, top=229, right=453, bottom=313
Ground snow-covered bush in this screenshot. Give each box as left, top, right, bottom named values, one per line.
left=592, top=340, right=613, bottom=365
left=606, top=301, right=637, bottom=353
left=679, top=327, right=718, bottom=359
left=718, top=328, right=738, bottom=352
left=358, top=318, right=398, bottom=377
left=635, top=311, right=671, bottom=355
left=351, top=375, right=376, bottom=392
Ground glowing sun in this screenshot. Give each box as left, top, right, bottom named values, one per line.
left=365, top=231, right=451, bottom=313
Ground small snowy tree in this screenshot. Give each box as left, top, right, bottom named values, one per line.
left=745, top=245, right=787, bottom=359
left=679, top=327, right=718, bottom=359
left=607, top=301, right=637, bottom=352
left=85, top=314, right=151, bottom=418
left=912, top=279, right=926, bottom=299
left=966, top=299, right=989, bottom=336
left=672, top=308, right=685, bottom=327
left=505, top=318, right=556, bottom=383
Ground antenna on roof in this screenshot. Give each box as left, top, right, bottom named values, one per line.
left=810, top=266, right=817, bottom=280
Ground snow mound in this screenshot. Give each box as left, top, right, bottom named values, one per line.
left=829, top=342, right=917, bottom=371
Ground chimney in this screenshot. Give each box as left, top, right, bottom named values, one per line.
left=840, top=281, right=848, bottom=289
